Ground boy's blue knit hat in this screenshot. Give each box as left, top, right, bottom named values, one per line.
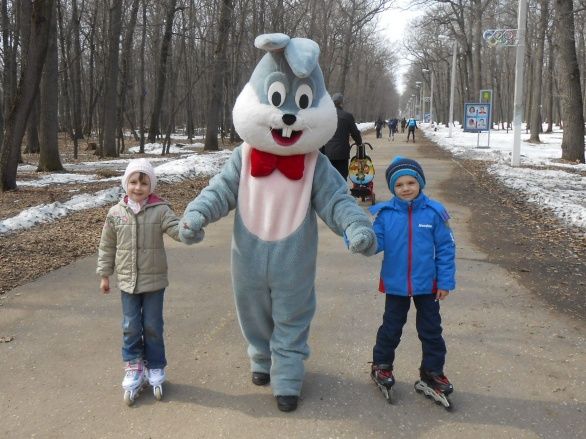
left=385, top=156, right=426, bottom=195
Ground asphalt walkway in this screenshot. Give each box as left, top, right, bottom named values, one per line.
left=2, top=130, right=585, bottom=438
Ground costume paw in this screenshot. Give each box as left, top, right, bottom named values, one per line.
left=179, top=212, right=206, bottom=245
left=346, top=224, right=377, bottom=255
left=179, top=227, right=205, bottom=245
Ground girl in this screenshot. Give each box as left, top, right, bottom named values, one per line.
left=97, top=158, right=181, bottom=405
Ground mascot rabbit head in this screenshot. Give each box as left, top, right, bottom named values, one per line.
left=233, top=33, right=337, bottom=156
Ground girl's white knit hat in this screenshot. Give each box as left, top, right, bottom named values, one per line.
left=122, top=158, right=157, bottom=193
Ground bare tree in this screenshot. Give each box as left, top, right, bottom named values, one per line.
left=118, top=0, right=141, bottom=148
left=204, top=0, right=233, bottom=151
left=70, top=0, right=84, bottom=140
left=554, top=0, right=585, bottom=163
left=147, top=0, right=179, bottom=143
left=39, top=0, right=64, bottom=172
left=0, top=0, right=54, bottom=191
left=528, top=0, right=548, bottom=143
left=102, top=0, right=123, bottom=157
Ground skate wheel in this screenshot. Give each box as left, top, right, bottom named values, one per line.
left=383, top=386, right=393, bottom=404
left=124, top=390, right=134, bottom=406
left=154, top=386, right=163, bottom=401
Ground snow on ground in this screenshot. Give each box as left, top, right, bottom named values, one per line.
left=3, top=124, right=586, bottom=236
left=425, top=122, right=586, bottom=232
left=2, top=145, right=231, bottom=235
left=127, top=142, right=204, bottom=155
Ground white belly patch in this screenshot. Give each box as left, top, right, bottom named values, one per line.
left=238, top=143, right=317, bottom=241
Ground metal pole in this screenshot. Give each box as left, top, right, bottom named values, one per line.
left=420, top=86, right=423, bottom=122
left=430, top=73, right=434, bottom=127
left=512, top=0, right=528, bottom=166
left=448, top=40, right=457, bottom=138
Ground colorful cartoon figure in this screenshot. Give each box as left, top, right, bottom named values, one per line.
left=179, top=34, right=376, bottom=412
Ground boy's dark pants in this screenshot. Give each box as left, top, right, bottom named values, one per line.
left=373, top=294, right=446, bottom=373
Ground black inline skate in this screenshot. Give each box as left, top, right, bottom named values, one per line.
left=414, top=369, right=453, bottom=410
left=371, top=364, right=395, bottom=403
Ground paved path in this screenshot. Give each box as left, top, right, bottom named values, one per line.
left=2, top=131, right=585, bottom=438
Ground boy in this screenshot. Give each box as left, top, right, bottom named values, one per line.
left=368, top=156, right=456, bottom=407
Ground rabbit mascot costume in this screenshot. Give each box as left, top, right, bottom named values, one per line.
left=180, top=33, right=376, bottom=412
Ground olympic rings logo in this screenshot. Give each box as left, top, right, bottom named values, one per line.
left=483, top=29, right=518, bottom=47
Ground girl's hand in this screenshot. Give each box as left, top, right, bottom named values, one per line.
left=436, top=289, right=449, bottom=301
left=100, top=277, right=110, bottom=294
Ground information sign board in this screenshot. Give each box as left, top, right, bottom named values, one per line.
left=463, top=103, right=491, bottom=133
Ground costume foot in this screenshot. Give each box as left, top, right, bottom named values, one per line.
left=252, top=372, right=270, bottom=386
left=275, top=395, right=298, bottom=412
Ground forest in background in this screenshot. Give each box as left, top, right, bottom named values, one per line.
left=0, top=0, right=585, bottom=192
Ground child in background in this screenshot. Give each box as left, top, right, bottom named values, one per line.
left=97, top=158, right=183, bottom=405
left=406, top=118, right=417, bottom=142
left=368, top=157, right=456, bottom=408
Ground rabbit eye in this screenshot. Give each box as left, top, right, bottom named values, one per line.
left=268, top=82, right=286, bottom=107
left=295, top=84, right=313, bottom=109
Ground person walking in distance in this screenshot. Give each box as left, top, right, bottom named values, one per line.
left=388, top=118, right=398, bottom=141
left=320, top=93, right=363, bottom=180
left=400, top=117, right=407, bottom=133
left=406, top=117, right=417, bottom=142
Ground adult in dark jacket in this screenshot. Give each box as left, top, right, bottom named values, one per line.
left=321, top=93, right=362, bottom=180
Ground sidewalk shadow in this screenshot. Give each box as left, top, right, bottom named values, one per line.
left=158, top=372, right=585, bottom=436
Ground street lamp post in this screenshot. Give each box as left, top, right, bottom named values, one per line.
left=448, top=40, right=458, bottom=138
left=512, top=0, right=528, bottom=166
left=411, top=94, right=416, bottom=117
left=422, top=68, right=434, bottom=127
left=415, top=82, right=422, bottom=122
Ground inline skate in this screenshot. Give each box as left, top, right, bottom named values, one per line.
left=122, top=360, right=147, bottom=406
left=414, top=369, right=453, bottom=410
left=148, top=368, right=166, bottom=401
left=371, top=364, right=395, bottom=403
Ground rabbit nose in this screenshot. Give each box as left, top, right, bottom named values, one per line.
left=282, top=114, right=297, bottom=126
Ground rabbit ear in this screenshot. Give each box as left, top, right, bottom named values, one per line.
left=254, top=33, right=290, bottom=51
left=284, top=38, right=320, bottom=78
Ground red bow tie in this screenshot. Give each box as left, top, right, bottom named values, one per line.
left=250, top=148, right=305, bottom=180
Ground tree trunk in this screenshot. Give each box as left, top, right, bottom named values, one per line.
left=25, top=97, right=40, bottom=154
left=545, top=31, right=554, bottom=133
left=147, top=0, right=178, bottom=143
left=139, top=0, right=147, bottom=153
left=529, top=0, right=548, bottom=143
left=21, top=0, right=39, bottom=155
left=2, top=0, right=18, bottom=119
left=117, top=0, right=140, bottom=150
left=102, top=0, right=123, bottom=157
left=38, top=0, right=63, bottom=172
left=555, top=0, right=585, bottom=163
left=70, top=0, right=84, bottom=140
left=0, top=0, right=54, bottom=191
left=56, top=0, right=79, bottom=159
left=84, top=2, right=99, bottom=137
left=204, top=0, right=233, bottom=151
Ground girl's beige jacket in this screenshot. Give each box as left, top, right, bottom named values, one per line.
left=97, top=195, right=180, bottom=293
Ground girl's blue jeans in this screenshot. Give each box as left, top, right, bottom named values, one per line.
left=373, top=293, right=446, bottom=373
left=121, top=289, right=166, bottom=369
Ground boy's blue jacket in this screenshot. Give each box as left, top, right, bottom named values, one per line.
left=368, top=193, right=456, bottom=296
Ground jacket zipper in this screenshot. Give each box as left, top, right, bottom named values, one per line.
left=407, top=203, right=413, bottom=296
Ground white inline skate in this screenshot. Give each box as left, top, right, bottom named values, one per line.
left=122, top=360, right=147, bottom=406
left=147, top=368, right=166, bottom=401
left=414, top=369, right=454, bottom=411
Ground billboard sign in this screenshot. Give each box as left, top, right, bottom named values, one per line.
left=463, top=103, right=491, bottom=133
